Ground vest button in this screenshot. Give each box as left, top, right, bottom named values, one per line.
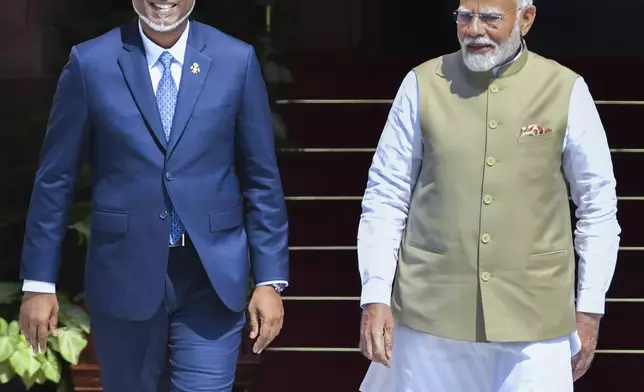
left=481, top=234, right=491, bottom=243
left=486, top=157, right=496, bottom=166
left=159, top=211, right=168, bottom=220
left=490, top=84, right=499, bottom=93
left=481, top=271, right=491, bottom=282
left=488, top=120, right=498, bottom=129
left=483, top=195, right=493, bottom=205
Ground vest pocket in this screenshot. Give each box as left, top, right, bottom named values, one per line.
left=517, top=131, right=556, bottom=145
left=529, top=249, right=568, bottom=258
left=407, top=241, right=445, bottom=255
left=527, top=249, right=572, bottom=280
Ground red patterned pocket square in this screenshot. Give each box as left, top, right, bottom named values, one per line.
left=520, top=125, right=552, bottom=137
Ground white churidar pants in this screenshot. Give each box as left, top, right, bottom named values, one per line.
left=360, top=322, right=582, bottom=392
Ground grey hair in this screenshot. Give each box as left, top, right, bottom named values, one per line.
left=517, top=0, right=533, bottom=8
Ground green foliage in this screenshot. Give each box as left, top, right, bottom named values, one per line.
left=0, top=283, right=23, bottom=306
left=0, top=291, right=90, bottom=390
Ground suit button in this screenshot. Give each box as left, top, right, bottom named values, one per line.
left=486, top=157, right=496, bottom=166
left=481, top=234, right=491, bottom=244
left=159, top=211, right=168, bottom=220
left=481, top=271, right=491, bottom=282
left=490, top=84, right=499, bottom=93
left=165, top=172, right=173, bottom=181
left=488, top=120, right=498, bottom=129
left=483, top=195, right=493, bottom=205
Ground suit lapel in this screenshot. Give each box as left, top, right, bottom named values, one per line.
left=167, top=23, right=211, bottom=156
left=118, top=21, right=167, bottom=149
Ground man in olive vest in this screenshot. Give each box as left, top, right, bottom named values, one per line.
left=357, top=0, right=620, bottom=390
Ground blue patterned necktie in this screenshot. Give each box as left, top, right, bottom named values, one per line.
left=156, top=51, right=185, bottom=244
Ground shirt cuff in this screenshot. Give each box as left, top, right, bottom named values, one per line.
left=22, top=280, right=56, bottom=294
left=360, top=278, right=392, bottom=308
left=576, top=289, right=606, bottom=315
left=255, top=280, right=289, bottom=287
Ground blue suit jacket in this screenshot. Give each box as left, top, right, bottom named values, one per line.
left=20, top=20, right=289, bottom=321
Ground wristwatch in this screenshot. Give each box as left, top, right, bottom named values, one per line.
left=270, top=283, right=287, bottom=293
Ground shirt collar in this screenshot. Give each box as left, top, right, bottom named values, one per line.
left=138, top=20, right=190, bottom=69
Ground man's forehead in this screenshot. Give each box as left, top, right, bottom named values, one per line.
left=458, top=0, right=515, bottom=12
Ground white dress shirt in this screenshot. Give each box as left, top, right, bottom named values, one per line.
left=24, top=21, right=287, bottom=293
left=358, top=52, right=621, bottom=316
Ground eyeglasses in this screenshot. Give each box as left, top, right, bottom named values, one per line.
left=453, top=9, right=513, bottom=28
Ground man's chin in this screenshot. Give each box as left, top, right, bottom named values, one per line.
left=140, top=15, right=184, bottom=32
left=462, top=53, right=497, bottom=73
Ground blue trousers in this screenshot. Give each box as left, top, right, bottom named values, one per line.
left=90, top=246, right=245, bottom=392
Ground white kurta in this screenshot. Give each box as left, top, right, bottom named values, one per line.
left=358, top=48, right=620, bottom=391
left=361, top=323, right=581, bottom=392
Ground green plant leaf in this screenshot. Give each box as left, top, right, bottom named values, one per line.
left=0, top=318, right=8, bottom=336
left=0, top=335, right=18, bottom=362
left=68, top=215, right=91, bottom=245
left=69, top=201, right=92, bottom=223
left=0, top=360, right=16, bottom=383
left=22, top=376, right=34, bottom=389
left=57, top=327, right=87, bottom=365
left=0, top=283, right=22, bottom=304
left=57, top=293, right=73, bottom=306
left=7, top=321, right=20, bottom=337
left=72, top=291, right=86, bottom=303
left=58, top=303, right=90, bottom=334
left=39, top=350, right=61, bottom=383
left=9, top=342, right=41, bottom=379
left=263, top=60, right=281, bottom=84
left=47, top=335, right=60, bottom=353
left=31, top=368, right=47, bottom=384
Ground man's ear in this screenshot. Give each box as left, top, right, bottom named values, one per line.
left=520, top=6, right=537, bottom=36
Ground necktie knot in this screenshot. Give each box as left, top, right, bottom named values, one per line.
left=158, top=51, right=174, bottom=70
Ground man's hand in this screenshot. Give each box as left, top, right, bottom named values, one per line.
left=19, top=293, right=59, bottom=354
left=248, top=286, right=284, bottom=354
left=360, top=303, right=394, bottom=367
left=572, top=311, right=601, bottom=381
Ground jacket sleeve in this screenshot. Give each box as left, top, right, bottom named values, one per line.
left=234, top=46, right=289, bottom=284
left=20, top=46, right=90, bottom=284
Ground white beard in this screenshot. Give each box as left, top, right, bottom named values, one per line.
left=133, top=0, right=195, bottom=33
left=459, top=22, right=522, bottom=72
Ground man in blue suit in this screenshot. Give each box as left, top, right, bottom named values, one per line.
left=18, top=1, right=289, bottom=390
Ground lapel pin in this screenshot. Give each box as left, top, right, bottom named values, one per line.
left=190, top=62, right=200, bottom=74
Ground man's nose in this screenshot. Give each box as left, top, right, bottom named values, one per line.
left=465, top=17, right=485, bottom=37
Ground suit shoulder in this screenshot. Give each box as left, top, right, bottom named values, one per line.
left=192, top=21, right=254, bottom=59
left=527, top=51, right=579, bottom=80
left=73, top=26, right=123, bottom=61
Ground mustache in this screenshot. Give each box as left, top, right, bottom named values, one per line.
left=462, top=37, right=498, bottom=48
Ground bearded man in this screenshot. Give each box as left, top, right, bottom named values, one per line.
left=18, top=1, right=289, bottom=391
left=357, top=0, right=620, bottom=390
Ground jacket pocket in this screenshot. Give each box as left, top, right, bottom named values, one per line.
left=209, top=203, right=244, bottom=232
left=91, top=210, right=129, bottom=234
